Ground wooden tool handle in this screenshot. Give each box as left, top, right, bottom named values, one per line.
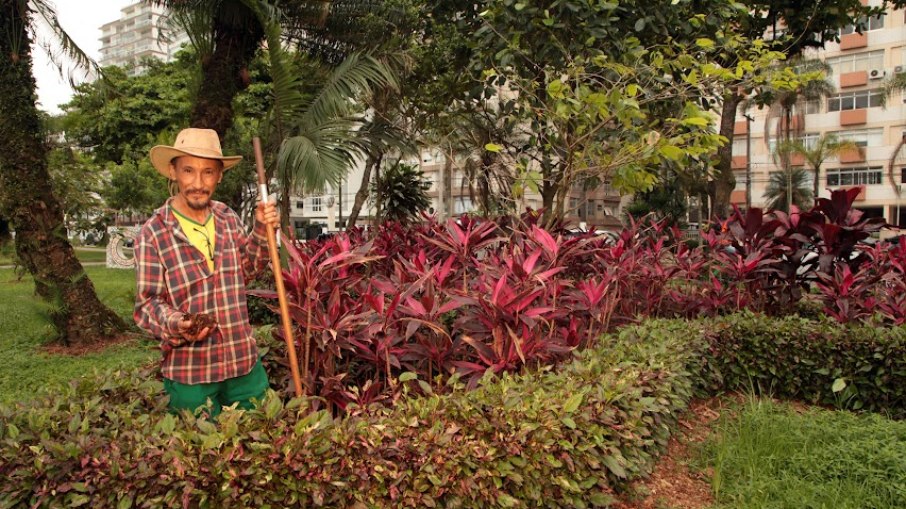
left=252, top=137, right=305, bottom=398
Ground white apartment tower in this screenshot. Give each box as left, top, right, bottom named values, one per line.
left=733, top=3, right=906, bottom=232
left=98, top=2, right=189, bottom=74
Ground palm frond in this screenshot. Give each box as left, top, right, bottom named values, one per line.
left=164, top=2, right=214, bottom=60
left=304, top=52, right=399, bottom=126
left=277, top=120, right=363, bottom=194
left=28, top=0, right=99, bottom=86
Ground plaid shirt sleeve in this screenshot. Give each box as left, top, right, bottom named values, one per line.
left=242, top=219, right=271, bottom=283
left=133, top=223, right=185, bottom=350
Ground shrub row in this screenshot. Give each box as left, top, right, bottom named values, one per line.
left=1, top=314, right=903, bottom=508
left=696, top=313, right=906, bottom=416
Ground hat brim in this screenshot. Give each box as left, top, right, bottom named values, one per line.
left=150, top=145, right=242, bottom=178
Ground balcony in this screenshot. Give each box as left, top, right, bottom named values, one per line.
left=839, top=71, right=868, bottom=88
left=733, top=121, right=748, bottom=135
left=731, top=156, right=748, bottom=170
left=730, top=190, right=746, bottom=205
left=840, top=109, right=867, bottom=126
left=839, top=32, right=868, bottom=50
left=838, top=147, right=865, bottom=164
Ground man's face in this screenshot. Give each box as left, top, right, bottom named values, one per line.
left=169, top=155, right=223, bottom=211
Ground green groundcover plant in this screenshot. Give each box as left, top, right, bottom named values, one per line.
left=1, top=313, right=903, bottom=508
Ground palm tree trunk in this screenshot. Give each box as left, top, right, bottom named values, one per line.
left=712, top=90, right=743, bottom=218
left=190, top=6, right=262, bottom=137
left=442, top=154, right=453, bottom=219
left=0, top=217, right=10, bottom=245
left=813, top=165, right=821, bottom=201
left=346, top=152, right=381, bottom=228
left=0, top=3, right=126, bottom=345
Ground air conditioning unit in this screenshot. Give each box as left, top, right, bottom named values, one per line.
left=868, top=68, right=886, bottom=80
left=895, top=65, right=906, bottom=75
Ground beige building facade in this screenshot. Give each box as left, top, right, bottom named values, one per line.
left=98, top=2, right=189, bottom=74
left=733, top=3, right=906, bottom=231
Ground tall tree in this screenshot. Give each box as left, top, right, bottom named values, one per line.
left=788, top=134, right=857, bottom=199
left=474, top=0, right=753, bottom=224
left=0, top=0, right=126, bottom=344
left=160, top=0, right=395, bottom=137
left=749, top=59, right=835, bottom=210
left=709, top=0, right=906, bottom=218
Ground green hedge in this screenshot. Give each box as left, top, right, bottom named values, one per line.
left=697, top=313, right=906, bottom=416
left=1, top=314, right=903, bottom=508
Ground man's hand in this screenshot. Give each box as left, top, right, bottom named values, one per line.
left=177, top=312, right=218, bottom=343
left=256, top=200, right=279, bottom=229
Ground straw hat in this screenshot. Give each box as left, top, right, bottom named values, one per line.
left=149, top=128, right=242, bottom=178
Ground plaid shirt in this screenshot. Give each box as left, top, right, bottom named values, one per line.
left=134, top=198, right=269, bottom=384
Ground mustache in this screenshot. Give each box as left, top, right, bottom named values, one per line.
left=187, top=190, right=210, bottom=195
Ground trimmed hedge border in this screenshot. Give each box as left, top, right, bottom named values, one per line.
left=0, top=313, right=903, bottom=508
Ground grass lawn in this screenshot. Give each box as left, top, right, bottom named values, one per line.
left=700, top=397, right=906, bottom=509
left=0, top=246, right=111, bottom=265
left=0, top=266, right=157, bottom=404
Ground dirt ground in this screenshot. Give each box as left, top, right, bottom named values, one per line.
left=612, top=397, right=734, bottom=509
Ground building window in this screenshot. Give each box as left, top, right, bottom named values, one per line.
left=768, top=132, right=818, bottom=154
left=732, top=138, right=747, bottom=156
left=826, top=166, right=883, bottom=186
left=827, top=89, right=884, bottom=111
left=311, top=197, right=322, bottom=212
left=454, top=197, right=473, bottom=214
left=803, top=98, right=822, bottom=115
left=834, top=128, right=884, bottom=147
left=296, top=201, right=304, bottom=210
left=840, top=14, right=885, bottom=35
left=826, top=50, right=884, bottom=74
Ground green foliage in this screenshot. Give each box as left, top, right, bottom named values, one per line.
left=46, top=147, right=106, bottom=235
left=0, top=267, right=154, bottom=405
left=372, top=161, right=431, bottom=223
left=694, top=312, right=906, bottom=416
left=2, top=311, right=903, bottom=506
left=472, top=0, right=779, bottom=219
left=764, top=168, right=814, bottom=212
left=625, top=172, right=688, bottom=224
left=101, top=159, right=170, bottom=216
left=62, top=56, right=194, bottom=164
left=702, top=398, right=906, bottom=509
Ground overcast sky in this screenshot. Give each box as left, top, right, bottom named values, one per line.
left=33, top=0, right=133, bottom=114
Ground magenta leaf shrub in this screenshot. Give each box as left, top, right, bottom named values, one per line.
left=253, top=189, right=899, bottom=412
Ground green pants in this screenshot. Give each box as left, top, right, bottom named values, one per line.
left=163, top=360, right=269, bottom=418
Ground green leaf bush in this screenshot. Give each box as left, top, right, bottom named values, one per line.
left=1, top=314, right=903, bottom=508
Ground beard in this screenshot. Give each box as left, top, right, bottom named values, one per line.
left=185, top=190, right=211, bottom=210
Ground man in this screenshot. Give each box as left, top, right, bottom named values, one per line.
left=134, top=128, right=278, bottom=418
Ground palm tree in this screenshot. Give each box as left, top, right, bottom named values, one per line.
left=787, top=134, right=858, bottom=200
left=0, top=0, right=126, bottom=344
left=249, top=1, right=400, bottom=227
left=764, top=168, right=814, bottom=213
left=158, top=0, right=395, bottom=138
left=759, top=59, right=834, bottom=154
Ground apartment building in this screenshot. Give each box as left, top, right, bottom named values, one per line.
left=732, top=4, right=906, bottom=232
left=290, top=147, right=625, bottom=236
left=98, top=2, right=189, bottom=75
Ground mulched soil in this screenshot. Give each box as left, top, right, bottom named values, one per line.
left=612, top=397, right=738, bottom=509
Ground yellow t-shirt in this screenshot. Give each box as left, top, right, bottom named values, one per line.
left=171, top=207, right=216, bottom=272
